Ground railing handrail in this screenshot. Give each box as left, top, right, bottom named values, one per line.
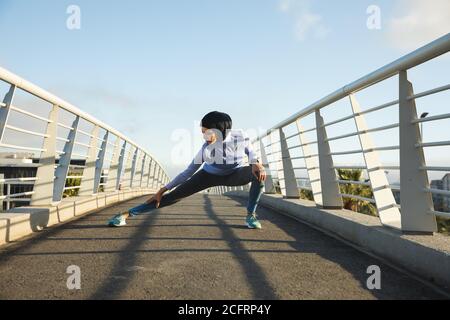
left=259, top=32, right=450, bottom=139
left=0, top=66, right=165, bottom=172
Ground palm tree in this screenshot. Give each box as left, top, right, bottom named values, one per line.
left=337, top=169, right=377, bottom=217
left=300, top=188, right=314, bottom=201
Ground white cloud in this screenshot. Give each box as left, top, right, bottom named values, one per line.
left=279, top=0, right=330, bottom=41
left=388, top=0, right=450, bottom=51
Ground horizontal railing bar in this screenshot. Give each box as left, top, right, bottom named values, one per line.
left=299, top=127, right=316, bottom=134
left=56, top=137, right=70, bottom=143
left=322, top=114, right=354, bottom=128
left=408, top=83, right=450, bottom=100
left=429, top=210, right=450, bottom=219
left=0, top=191, right=35, bottom=200
left=337, top=179, right=371, bottom=186
left=299, top=141, right=317, bottom=147
left=425, top=188, right=450, bottom=196
left=357, top=99, right=399, bottom=116
left=367, top=146, right=400, bottom=152
left=69, top=165, right=87, bottom=169
left=282, top=132, right=299, bottom=141
left=64, top=186, right=81, bottom=190
left=420, top=166, right=450, bottom=171
left=266, top=152, right=280, bottom=156
left=365, top=123, right=399, bottom=133
left=339, top=193, right=376, bottom=204
left=72, top=153, right=89, bottom=158
left=292, top=167, right=308, bottom=170
left=330, top=149, right=362, bottom=156
left=57, top=123, right=74, bottom=131
left=334, top=165, right=367, bottom=170
left=326, top=124, right=399, bottom=144
left=10, top=105, right=53, bottom=123
left=368, top=166, right=400, bottom=171
left=288, top=154, right=319, bottom=160
left=378, top=203, right=401, bottom=212
left=2, top=181, right=36, bottom=186
left=74, top=141, right=91, bottom=148
left=412, top=113, right=450, bottom=124
left=5, top=125, right=49, bottom=138
left=0, top=177, right=37, bottom=183
left=77, top=129, right=95, bottom=138
left=287, top=145, right=301, bottom=150
left=326, top=131, right=359, bottom=142
left=416, top=141, right=450, bottom=148
left=0, top=143, right=46, bottom=152
left=66, top=176, right=83, bottom=179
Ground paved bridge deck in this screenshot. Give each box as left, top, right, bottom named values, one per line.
left=0, top=194, right=445, bottom=300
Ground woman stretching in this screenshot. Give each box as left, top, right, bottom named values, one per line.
left=107, top=111, right=267, bottom=229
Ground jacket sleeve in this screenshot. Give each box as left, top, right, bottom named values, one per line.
left=164, top=145, right=205, bottom=190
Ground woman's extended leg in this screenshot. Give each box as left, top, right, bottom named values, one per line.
left=108, top=170, right=220, bottom=226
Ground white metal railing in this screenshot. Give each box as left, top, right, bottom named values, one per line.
left=0, top=68, right=170, bottom=209
left=212, top=33, right=450, bottom=234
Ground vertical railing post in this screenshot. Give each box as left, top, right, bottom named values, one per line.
left=130, top=148, right=139, bottom=188
left=158, top=167, right=164, bottom=188
left=116, top=141, right=127, bottom=190
left=140, top=154, right=147, bottom=188
left=31, top=105, right=58, bottom=206
left=258, top=139, right=275, bottom=194
left=296, top=120, right=322, bottom=205
left=53, top=116, right=80, bottom=202
left=399, top=71, right=436, bottom=233
left=155, top=166, right=161, bottom=189
left=147, top=158, right=154, bottom=188
left=122, top=145, right=134, bottom=189
left=0, top=85, right=16, bottom=142
left=79, top=125, right=100, bottom=196
left=350, top=94, right=402, bottom=229
left=315, top=110, right=342, bottom=209
left=278, top=128, right=299, bottom=198
left=105, top=138, right=121, bottom=192
left=151, top=161, right=157, bottom=190
left=93, top=131, right=109, bottom=194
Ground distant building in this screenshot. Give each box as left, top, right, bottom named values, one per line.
left=0, top=152, right=86, bottom=210
left=0, top=153, right=38, bottom=210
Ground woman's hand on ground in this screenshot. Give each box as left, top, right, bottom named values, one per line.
left=145, top=187, right=168, bottom=208
left=252, top=163, right=267, bottom=182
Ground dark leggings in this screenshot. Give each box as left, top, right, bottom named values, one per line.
left=128, top=166, right=264, bottom=215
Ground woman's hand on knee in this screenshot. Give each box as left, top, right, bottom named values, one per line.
left=146, top=187, right=168, bottom=208
left=251, top=163, right=266, bottom=182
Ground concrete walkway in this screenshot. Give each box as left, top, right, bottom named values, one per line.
left=0, top=194, right=445, bottom=300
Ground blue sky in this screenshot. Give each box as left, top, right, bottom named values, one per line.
left=0, top=0, right=449, bottom=179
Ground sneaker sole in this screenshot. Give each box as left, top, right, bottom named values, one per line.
left=246, top=223, right=262, bottom=230
left=108, top=222, right=126, bottom=227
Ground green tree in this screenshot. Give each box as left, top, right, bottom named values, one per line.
left=300, top=188, right=314, bottom=201
left=63, top=171, right=82, bottom=198
left=337, top=169, right=377, bottom=217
